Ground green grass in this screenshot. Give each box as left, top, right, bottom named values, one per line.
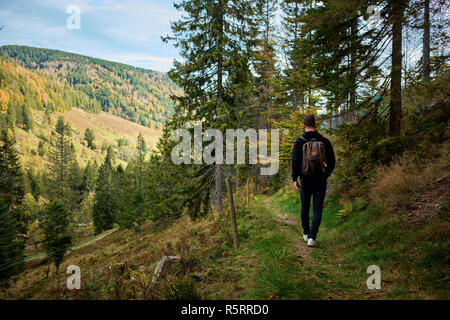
left=230, top=196, right=320, bottom=299
left=215, top=185, right=449, bottom=300
left=206, top=192, right=368, bottom=300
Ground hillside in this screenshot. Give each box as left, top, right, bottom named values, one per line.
left=62, top=108, right=161, bottom=154
left=0, top=54, right=162, bottom=171
left=13, top=107, right=161, bottom=172
left=1, top=138, right=448, bottom=299
left=0, top=45, right=179, bottom=129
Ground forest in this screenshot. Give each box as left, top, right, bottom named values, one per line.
left=0, top=0, right=449, bottom=300
left=0, top=45, right=178, bottom=129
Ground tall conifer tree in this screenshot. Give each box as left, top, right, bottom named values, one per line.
left=164, top=0, right=259, bottom=214
left=48, top=116, right=76, bottom=202
left=92, top=146, right=116, bottom=234
left=41, top=200, right=72, bottom=275
left=0, top=131, right=25, bottom=283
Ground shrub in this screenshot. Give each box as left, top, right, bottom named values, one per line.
left=336, top=201, right=352, bottom=222
left=336, top=197, right=366, bottom=222
left=237, top=218, right=252, bottom=239
left=162, top=275, right=201, bottom=300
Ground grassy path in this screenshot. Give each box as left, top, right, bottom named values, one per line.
left=227, top=193, right=389, bottom=300
left=221, top=187, right=448, bottom=300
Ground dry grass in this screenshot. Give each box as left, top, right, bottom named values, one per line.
left=370, top=140, right=450, bottom=219
left=0, top=212, right=230, bottom=300
left=13, top=107, right=163, bottom=170
left=62, top=108, right=161, bottom=150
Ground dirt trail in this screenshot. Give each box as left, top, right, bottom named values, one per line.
left=264, top=198, right=298, bottom=226
left=263, top=198, right=313, bottom=262
left=261, top=196, right=380, bottom=300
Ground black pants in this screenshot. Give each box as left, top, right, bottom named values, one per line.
left=299, top=177, right=327, bottom=240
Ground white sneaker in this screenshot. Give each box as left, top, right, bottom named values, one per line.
left=303, top=234, right=308, bottom=242
left=307, top=238, right=315, bottom=247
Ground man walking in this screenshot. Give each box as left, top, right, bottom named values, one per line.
left=292, top=114, right=335, bottom=247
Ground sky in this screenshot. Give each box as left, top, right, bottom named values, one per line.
left=0, top=0, right=181, bottom=72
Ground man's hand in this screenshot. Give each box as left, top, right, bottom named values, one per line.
left=292, top=181, right=301, bottom=191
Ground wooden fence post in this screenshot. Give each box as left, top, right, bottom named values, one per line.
left=246, top=178, right=250, bottom=211
left=226, top=178, right=239, bottom=250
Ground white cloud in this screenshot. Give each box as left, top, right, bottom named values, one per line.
left=102, top=53, right=174, bottom=71
left=0, top=0, right=180, bottom=72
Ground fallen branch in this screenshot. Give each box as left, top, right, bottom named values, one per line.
left=151, top=255, right=180, bottom=283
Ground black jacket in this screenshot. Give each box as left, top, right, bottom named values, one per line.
left=291, top=131, right=336, bottom=182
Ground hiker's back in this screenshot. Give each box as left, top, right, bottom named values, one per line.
left=291, top=128, right=336, bottom=185
left=300, top=136, right=327, bottom=177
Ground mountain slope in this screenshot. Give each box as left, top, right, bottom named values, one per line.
left=0, top=45, right=179, bottom=129
left=0, top=56, right=161, bottom=172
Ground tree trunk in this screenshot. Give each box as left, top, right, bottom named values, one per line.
left=349, top=17, right=358, bottom=122
left=246, top=178, right=250, bottom=211
left=422, top=0, right=431, bottom=82
left=389, top=0, right=405, bottom=136
left=253, top=165, right=259, bottom=194
left=214, top=0, right=224, bottom=215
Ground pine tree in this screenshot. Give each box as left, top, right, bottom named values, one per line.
left=92, top=146, right=116, bottom=234
left=48, top=116, right=76, bottom=202
left=113, top=163, right=128, bottom=223
left=116, top=169, right=146, bottom=242
left=22, top=105, right=33, bottom=131
left=406, top=1, right=426, bottom=82
left=26, top=168, right=42, bottom=200
left=5, top=103, right=16, bottom=129
left=83, top=128, right=95, bottom=149
left=280, top=0, right=310, bottom=111
left=288, top=0, right=409, bottom=135
left=115, top=133, right=150, bottom=242
left=144, top=125, right=187, bottom=223
left=38, top=140, right=46, bottom=157
left=421, top=0, right=431, bottom=82
left=129, top=186, right=145, bottom=242
left=164, top=0, right=259, bottom=214
left=254, top=0, right=279, bottom=123
left=118, top=134, right=148, bottom=241
left=252, top=0, right=280, bottom=190
left=41, top=200, right=72, bottom=275
left=389, top=0, right=407, bottom=135
left=68, top=160, right=84, bottom=209
left=0, top=131, right=25, bottom=283
left=82, top=161, right=98, bottom=193
left=136, top=132, right=146, bottom=185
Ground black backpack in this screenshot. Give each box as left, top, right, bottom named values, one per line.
left=300, top=136, right=327, bottom=177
